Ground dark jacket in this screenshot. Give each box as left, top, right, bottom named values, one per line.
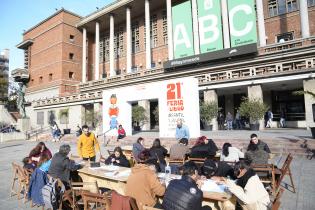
left=247, top=140, right=271, bottom=153
left=28, top=168, right=48, bottom=205
left=48, top=152, right=80, bottom=183
left=190, top=140, right=218, bottom=158
left=201, top=161, right=236, bottom=179
left=105, top=154, right=130, bottom=167
left=149, top=146, right=168, bottom=165
left=162, top=175, right=203, bottom=210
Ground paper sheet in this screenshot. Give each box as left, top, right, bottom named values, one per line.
left=201, top=179, right=226, bottom=193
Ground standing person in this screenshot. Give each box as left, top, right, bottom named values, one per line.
left=162, top=161, right=212, bottom=210
left=217, top=161, right=270, bottom=210
left=126, top=150, right=165, bottom=209
left=75, top=125, right=82, bottom=137
left=175, top=119, right=190, bottom=140
left=117, top=124, right=126, bottom=140
left=102, top=146, right=130, bottom=167
left=266, top=109, right=273, bottom=128
left=247, top=133, right=271, bottom=153
left=132, top=137, right=145, bottom=163
left=235, top=110, right=242, bottom=130
left=220, top=143, right=244, bottom=162
left=149, top=138, right=168, bottom=172
left=226, top=112, right=233, bottom=130
left=51, top=121, right=60, bottom=142
left=29, top=142, right=52, bottom=165
left=280, top=110, right=286, bottom=128
left=217, top=112, right=225, bottom=130
left=77, top=125, right=101, bottom=162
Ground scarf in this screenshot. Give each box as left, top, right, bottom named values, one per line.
left=236, top=168, right=256, bottom=189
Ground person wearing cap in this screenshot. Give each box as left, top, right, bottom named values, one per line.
left=201, top=159, right=236, bottom=180
left=162, top=161, right=212, bottom=210
left=126, top=149, right=165, bottom=209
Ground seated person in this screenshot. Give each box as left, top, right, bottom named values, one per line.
left=169, top=138, right=189, bottom=160
left=247, top=133, right=270, bottom=153
left=218, top=161, right=270, bottom=210
left=201, top=159, right=236, bottom=180
left=132, top=137, right=145, bottom=163
left=162, top=161, right=212, bottom=210
left=125, top=150, right=165, bottom=209
left=149, top=138, right=168, bottom=172
left=38, top=153, right=52, bottom=173
left=245, top=143, right=269, bottom=165
left=22, top=157, right=36, bottom=171
left=29, top=142, right=52, bottom=165
left=48, top=144, right=81, bottom=188
left=190, top=136, right=218, bottom=158
left=220, top=142, right=244, bottom=162
left=102, top=146, right=130, bottom=167
left=117, top=124, right=126, bottom=140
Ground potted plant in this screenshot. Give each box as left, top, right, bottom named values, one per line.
left=239, top=97, right=268, bottom=130
left=293, top=90, right=315, bottom=138
left=132, top=105, right=147, bottom=131
left=152, top=105, right=159, bottom=129
left=200, top=101, right=220, bottom=131
left=59, top=108, right=70, bottom=134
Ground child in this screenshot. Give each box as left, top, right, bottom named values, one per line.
left=37, top=154, right=51, bottom=173
left=22, top=157, right=36, bottom=171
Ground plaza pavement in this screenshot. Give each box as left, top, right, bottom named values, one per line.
left=1, top=129, right=315, bottom=210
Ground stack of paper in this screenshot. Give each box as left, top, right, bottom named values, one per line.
left=201, top=180, right=226, bottom=193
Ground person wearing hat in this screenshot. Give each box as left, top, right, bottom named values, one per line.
left=201, top=159, right=236, bottom=180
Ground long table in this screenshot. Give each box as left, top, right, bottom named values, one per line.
left=78, top=165, right=235, bottom=210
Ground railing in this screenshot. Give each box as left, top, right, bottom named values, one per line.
left=25, top=126, right=51, bottom=141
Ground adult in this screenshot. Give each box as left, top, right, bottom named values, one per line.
left=117, top=124, right=126, bottom=140
left=29, top=142, right=52, bottom=165
left=247, top=133, right=270, bottom=153
left=149, top=138, right=168, bottom=172
left=280, top=110, right=286, bottom=128
left=245, top=143, right=269, bottom=165
left=175, top=119, right=190, bottom=140
left=77, top=125, right=101, bottom=162
left=162, top=161, right=212, bottom=210
left=190, top=136, right=218, bottom=158
left=51, top=121, right=60, bottom=142
left=226, top=112, right=233, bottom=130
left=266, top=109, right=273, bottom=128
left=235, top=110, right=242, bottom=130
left=75, top=124, right=82, bottom=137
left=169, top=138, right=189, bottom=160
left=103, top=146, right=130, bottom=167
left=132, top=137, right=145, bottom=163
left=219, top=161, right=270, bottom=210
left=48, top=144, right=81, bottom=187
left=217, top=112, right=225, bottom=130
left=220, top=143, right=244, bottom=163
left=201, top=159, right=235, bottom=180
left=125, top=150, right=165, bottom=209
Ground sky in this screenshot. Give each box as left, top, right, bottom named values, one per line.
left=0, top=0, right=114, bottom=73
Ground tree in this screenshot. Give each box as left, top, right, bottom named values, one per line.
left=239, top=97, right=269, bottom=125
left=293, top=90, right=315, bottom=99
left=200, top=101, right=220, bottom=125
left=132, top=105, right=147, bottom=127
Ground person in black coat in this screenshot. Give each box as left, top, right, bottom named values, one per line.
left=201, top=159, right=236, bottom=180
left=149, top=138, right=168, bottom=172
left=190, top=136, right=218, bottom=158
left=162, top=161, right=212, bottom=210
left=103, top=146, right=130, bottom=167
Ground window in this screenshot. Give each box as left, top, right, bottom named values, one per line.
left=132, top=21, right=140, bottom=53
left=104, top=35, right=110, bottom=62
left=287, top=0, right=297, bottom=12
left=69, top=53, right=74, bottom=60
left=308, top=0, right=315, bottom=6
left=277, top=31, right=294, bottom=42
left=49, top=73, right=52, bottom=81
left=39, top=76, right=43, bottom=83
left=99, top=37, right=105, bottom=63
left=151, top=62, right=156, bottom=68
left=278, top=0, right=286, bottom=15
left=151, top=14, right=158, bottom=48
left=37, top=112, right=44, bottom=125
left=69, top=72, right=74, bottom=79
left=162, top=10, right=168, bottom=45
left=269, top=0, right=278, bottom=17
left=69, top=35, right=75, bottom=42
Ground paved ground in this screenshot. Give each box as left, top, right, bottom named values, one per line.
left=1, top=129, right=315, bottom=210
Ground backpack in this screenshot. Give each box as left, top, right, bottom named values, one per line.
left=42, top=177, right=65, bottom=210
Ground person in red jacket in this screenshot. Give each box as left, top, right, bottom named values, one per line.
left=117, top=124, right=126, bottom=141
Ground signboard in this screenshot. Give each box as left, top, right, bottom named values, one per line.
left=197, top=0, right=223, bottom=53
left=228, top=0, right=257, bottom=47
left=172, top=1, right=195, bottom=59
left=102, top=77, right=200, bottom=138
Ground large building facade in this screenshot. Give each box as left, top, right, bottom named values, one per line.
left=0, top=49, right=9, bottom=104
left=22, top=0, right=315, bottom=133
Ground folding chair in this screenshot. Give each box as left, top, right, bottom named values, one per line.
left=16, top=165, right=31, bottom=203
left=276, top=153, right=295, bottom=193
left=252, top=163, right=277, bottom=195
left=187, top=157, right=206, bottom=164
left=271, top=188, right=285, bottom=210
left=71, top=181, right=101, bottom=209
left=129, top=197, right=139, bottom=210
left=81, top=191, right=111, bottom=210
left=10, top=162, right=20, bottom=197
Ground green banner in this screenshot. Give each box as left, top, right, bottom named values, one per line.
left=197, top=0, right=223, bottom=53
left=228, top=0, right=257, bottom=47
left=172, top=1, right=194, bottom=59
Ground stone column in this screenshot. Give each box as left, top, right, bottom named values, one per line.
left=256, top=0, right=266, bottom=47
left=204, top=90, right=218, bottom=131
left=166, top=0, right=173, bottom=60
left=303, top=79, right=315, bottom=129
left=145, top=0, right=151, bottom=70
left=94, top=102, right=103, bottom=135
left=95, top=22, right=100, bottom=80
left=247, top=85, right=264, bottom=130
left=191, top=0, right=200, bottom=54
left=126, top=7, right=132, bottom=73
left=299, top=0, right=310, bottom=38
left=82, top=28, right=87, bottom=82
left=109, top=14, right=115, bottom=76
left=138, top=100, right=151, bottom=131
left=221, top=0, right=230, bottom=49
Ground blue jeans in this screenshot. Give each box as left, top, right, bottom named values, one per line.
left=227, top=121, right=233, bottom=130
